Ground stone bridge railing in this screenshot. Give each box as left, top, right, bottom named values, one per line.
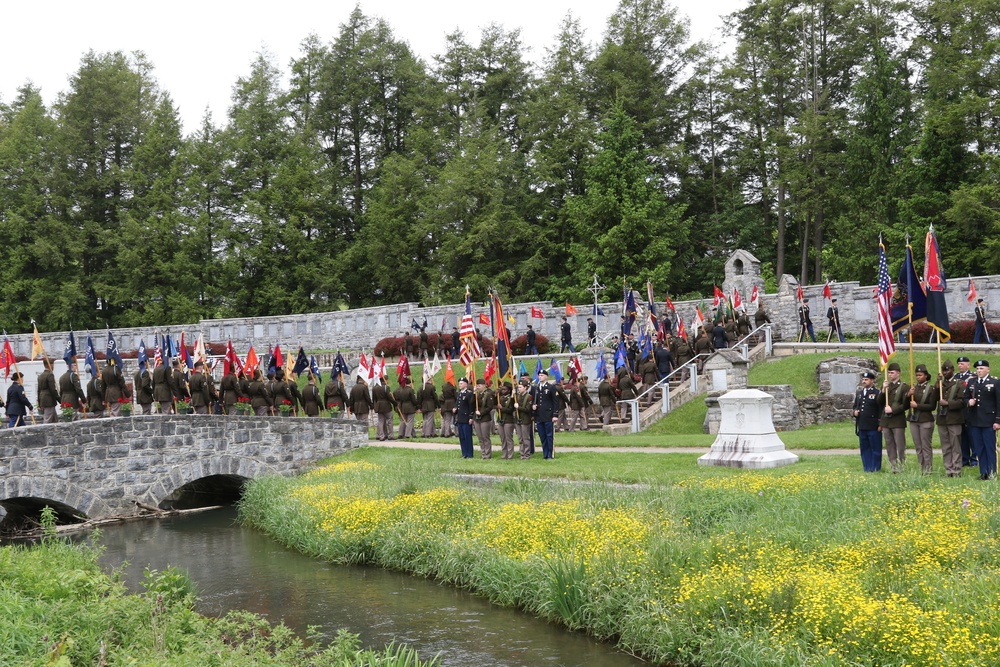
left=0, top=415, right=367, bottom=521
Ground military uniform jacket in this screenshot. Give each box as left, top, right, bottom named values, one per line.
left=440, top=382, right=457, bottom=412
left=473, top=388, right=494, bottom=422
left=171, top=369, right=189, bottom=401
left=737, top=313, right=751, bottom=336
left=134, top=369, right=154, bottom=405
left=372, top=383, right=396, bottom=415
left=152, top=364, right=172, bottom=402
left=289, top=381, right=303, bottom=412
left=936, top=377, right=966, bottom=426
left=694, top=335, right=713, bottom=355
left=301, top=385, right=321, bottom=416
left=580, top=384, right=593, bottom=407
left=350, top=382, right=373, bottom=415
left=827, top=306, right=840, bottom=328
left=617, top=372, right=638, bottom=400
left=878, top=381, right=910, bottom=428
left=909, top=382, right=935, bottom=423
left=754, top=309, right=771, bottom=327
left=59, top=371, right=85, bottom=411
left=249, top=380, right=271, bottom=410
left=272, top=380, right=293, bottom=410
left=455, top=388, right=474, bottom=422
left=418, top=383, right=439, bottom=412
left=955, top=370, right=974, bottom=422
left=724, top=320, right=737, bottom=343
left=514, top=392, right=532, bottom=424
left=561, top=322, right=571, bottom=343
left=965, top=375, right=1000, bottom=428
left=799, top=305, right=812, bottom=326
left=101, top=365, right=128, bottom=404
left=598, top=380, right=615, bottom=407
left=534, top=382, right=560, bottom=422
left=221, top=373, right=241, bottom=406
left=976, top=304, right=988, bottom=325
left=37, top=369, right=58, bottom=409
left=526, top=329, right=536, bottom=348
left=497, top=391, right=515, bottom=424
left=853, top=384, right=881, bottom=430
left=394, top=386, right=419, bottom=415
left=324, top=380, right=349, bottom=409
left=568, top=386, right=585, bottom=410
left=189, top=372, right=211, bottom=408
left=674, top=340, right=692, bottom=365
left=640, top=358, right=658, bottom=385
left=86, top=375, right=104, bottom=412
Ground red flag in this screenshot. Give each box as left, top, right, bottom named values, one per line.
left=732, top=288, right=743, bottom=310
left=796, top=284, right=804, bottom=302
left=244, top=345, right=259, bottom=375
left=750, top=285, right=759, bottom=305
left=223, top=340, right=243, bottom=376
left=677, top=316, right=688, bottom=341
left=396, top=354, right=410, bottom=381
left=0, top=337, right=15, bottom=379
left=530, top=306, right=545, bottom=318
left=357, top=352, right=369, bottom=381
left=445, top=357, right=456, bottom=385
left=478, top=313, right=491, bottom=326
left=273, top=344, right=283, bottom=367
left=483, top=356, right=496, bottom=385
left=565, top=303, right=578, bottom=316
left=665, top=295, right=676, bottom=313
left=823, top=282, right=832, bottom=302
left=713, top=285, right=725, bottom=307
left=968, top=278, right=978, bottom=305
left=569, top=356, right=583, bottom=380
left=179, top=332, right=190, bottom=367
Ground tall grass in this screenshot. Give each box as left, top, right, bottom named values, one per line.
left=241, top=449, right=1000, bottom=666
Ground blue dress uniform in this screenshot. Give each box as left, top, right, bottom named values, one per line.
left=853, top=371, right=883, bottom=472
left=964, top=360, right=1000, bottom=479
left=454, top=379, right=475, bottom=458
left=534, top=371, right=558, bottom=459
left=955, top=357, right=978, bottom=467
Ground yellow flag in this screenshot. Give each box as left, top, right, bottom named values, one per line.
left=31, top=323, right=44, bottom=360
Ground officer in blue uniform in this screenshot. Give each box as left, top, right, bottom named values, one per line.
left=453, top=377, right=474, bottom=458
left=533, top=369, right=558, bottom=459
left=954, top=356, right=978, bottom=467
left=964, top=359, right=1000, bottom=480
left=853, top=370, right=882, bottom=472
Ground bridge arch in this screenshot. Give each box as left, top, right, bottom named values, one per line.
left=0, top=475, right=112, bottom=526
left=149, top=455, right=282, bottom=511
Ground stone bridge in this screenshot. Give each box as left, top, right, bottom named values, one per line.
left=0, top=415, right=367, bottom=524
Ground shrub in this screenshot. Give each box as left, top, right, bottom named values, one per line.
left=375, top=334, right=494, bottom=357
left=509, top=333, right=551, bottom=355
left=908, top=319, right=1000, bottom=343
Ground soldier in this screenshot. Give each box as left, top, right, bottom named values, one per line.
left=287, top=371, right=303, bottom=416
left=853, top=370, right=882, bottom=472
left=526, top=325, right=537, bottom=355
left=171, top=359, right=189, bottom=407
left=451, top=327, right=460, bottom=359
left=323, top=372, right=350, bottom=417
left=133, top=361, right=154, bottom=415
left=736, top=308, right=752, bottom=339
left=86, top=366, right=105, bottom=417
left=965, top=359, right=1000, bottom=480
left=404, top=332, right=415, bottom=360
left=568, top=379, right=587, bottom=431
left=440, top=376, right=457, bottom=437
left=271, top=369, right=293, bottom=415
left=724, top=315, right=737, bottom=345
left=598, top=374, right=615, bottom=426
left=712, top=320, right=728, bottom=350
left=58, top=358, right=86, bottom=420
left=249, top=369, right=271, bottom=416
left=798, top=298, right=816, bottom=342
left=496, top=381, right=516, bottom=459
left=101, top=359, right=129, bottom=417
left=6, top=372, right=32, bottom=428
left=556, top=377, right=570, bottom=432
left=827, top=298, right=845, bottom=343
left=418, top=377, right=439, bottom=437
left=372, top=377, right=396, bottom=440
left=616, top=366, right=638, bottom=422
left=674, top=335, right=693, bottom=379
left=301, top=374, right=321, bottom=417
left=419, top=327, right=429, bottom=358
left=454, top=377, right=474, bottom=458
left=515, top=380, right=534, bottom=458
left=655, top=341, right=673, bottom=393
left=473, top=378, right=494, bottom=458
left=955, top=356, right=978, bottom=467
left=394, top=376, right=418, bottom=439
left=36, top=358, right=59, bottom=423
left=936, top=360, right=966, bottom=477
left=189, top=360, right=211, bottom=415
left=220, top=365, right=242, bottom=415
left=152, top=358, right=173, bottom=414
left=349, top=377, right=373, bottom=423
left=878, top=362, right=910, bottom=473
left=754, top=304, right=772, bottom=344
left=639, top=353, right=659, bottom=405
left=579, top=375, right=593, bottom=427
left=587, top=317, right=597, bottom=345
left=908, top=364, right=936, bottom=474
left=560, top=317, right=573, bottom=353
left=533, top=369, right=559, bottom=459
left=974, top=298, right=992, bottom=344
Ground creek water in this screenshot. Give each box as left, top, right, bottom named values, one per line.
left=92, top=507, right=647, bottom=667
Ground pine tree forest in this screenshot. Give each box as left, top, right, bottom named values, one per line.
left=2, top=0, right=1000, bottom=331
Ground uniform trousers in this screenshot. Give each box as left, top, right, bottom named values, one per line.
left=938, top=424, right=964, bottom=476
left=537, top=420, right=554, bottom=459
left=421, top=411, right=437, bottom=437
left=569, top=408, right=588, bottom=431
left=255, top=406, right=269, bottom=416
left=109, top=403, right=123, bottom=417
left=475, top=420, right=493, bottom=459
left=139, top=402, right=153, bottom=415
left=968, top=426, right=998, bottom=478
left=557, top=409, right=568, bottom=431
left=377, top=413, right=393, bottom=440
left=398, top=413, right=416, bottom=439
left=498, top=422, right=515, bottom=459
left=195, top=405, right=209, bottom=415
left=441, top=411, right=454, bottom=437
left=158, top=401, right=173, bottom=414
left=858, top=429, right=882, bottom=472
left=516, top=423, right=533, bottom=459
left=42, top=407, right=57, bottom=424
left=908, top=420, right=934, bottom=473
left=457, top=422, right=474, bottom=458
left=962, top=427, right=978, bottom=465
left=601, top=406, right=612, bottom=426
left=883, top=427, right=906, bottom=470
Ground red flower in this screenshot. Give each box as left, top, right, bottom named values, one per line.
left=282, top=400, right=293, bottom=406
left=60, top=402, right=74, bottom=409
left=238, top=397, right=250, bottom=403
left=117, top=397, right=130, bottom=404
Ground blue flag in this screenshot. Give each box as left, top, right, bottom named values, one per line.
left=548, top=359, right=562, bottom=382
left=614, top=340, right=627, bottom=370
left=596, top=353, right=608, bottom=380
left=593, top=303, right=605, bottom=317
left=106, top=330, right=124, bottom=370
left=293, top=346, right=309, bottom=376
left=533, top=358, right=543, bottom=383
left=623, top=288, right=637, bottom=335
left=333, top=351, right=350, bottom=379
left=138, top=339, right=148, bottom=369
left=164, top=334, right=174, bottom=359
left=519, top=360, right=528, bottom=377
left=85, top=335, right=98, bottom=377
left=639, top=329, right=653, bottom=360
left=891, top=243, right=927, bottom=333
left=310, top=355, right=323, bottom=382
left=63, top=330, right=77, bottom=367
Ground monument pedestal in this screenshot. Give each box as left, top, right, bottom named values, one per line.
left=698, top=389, right=798, bottom=469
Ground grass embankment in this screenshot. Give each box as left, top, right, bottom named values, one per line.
left=1, top=520, right=439, bottom=666
left=241, top=447, right=1000, bottom=667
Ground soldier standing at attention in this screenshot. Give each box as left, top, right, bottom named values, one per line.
left=954, top=356, right=978, bottom=467
left=908, top=364, right=936, bottom=474
left=372, top=377, right=396, bottom=440
left=134, top=361, right=155, bottom=415
left=36, top=358, right=59, bottom=423
left=965, top=359, right=1000, bottom=480
left=533, top=369, right=558, bottom=459
left=936, top=360, right=966, bottom=477
left=102, top=359, right=129, bottom=417
left=171, top=359, right=189, bottom=408
left=878, top=362, right=910, bottom=473
left=853, top=370, right=882, bottom=472
left=515, top=380, right=534, bottom=458
left=59, top=358, right=86, bottom=420
left=418, top=376, right=439, bottom=437
left=454, top=377, right=474, bottom=458
left=152, top=358, right=172, bottom=413
left=496, top=381, right=516, bottom=459
left=440, top=377, right=457, bottom=437
left=394, top=376, right=419, bottom=438
left=473, top=378, right=494, bottom=458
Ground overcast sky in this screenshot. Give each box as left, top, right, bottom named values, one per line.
left=2, top=0, right=742, bottom=134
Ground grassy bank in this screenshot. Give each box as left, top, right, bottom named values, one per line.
left=241, top=448, right=1000, bottom=666
left=1, top=519, right=439, bottom=666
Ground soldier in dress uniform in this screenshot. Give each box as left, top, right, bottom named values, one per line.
left=736, top=309, right=752, bottom=339
left=418, top=377, right=439, bottom=437
left=58, top=358, right=86, bottom=420
left=598, top=374, right=615, bottom=426
left=440, top=377, right=456, bottom=437
left=101, top=359, right=129, bottom=417
left=454, top=377, right=474, bottom=458
left=974, top=298, right=992, bottom=344
left=323, top=373, right=350, bottom=417
left=515, top=380, right=534, bottom=458
left=754, top=304, right=771, bottom=344
left=798, top=298, right=816, bottom=342
left=954, top=356, right=978, bottom=467
left=249, top=369, right=271, bottom=416
left=853, top=370, right=882, bottom=472
left=301, top=374, right=321, bottom=416
left=496, top=381, right=516, bottom=459
left=189, top=360, right=211, bottom=414
left=533, top=370, right=559, bottom=459
left=826, top=298, right=845, bottom=343
left=133, top=361, right=155, bottom=415
left=220, top=365, right=241, bottom=415
left=349, top=376, right=372, bottom=423
left=965, top=359, right=1000, bottom=480
left=171, top=359, right=189, bottom=408
left=936, top=360, right=966, bottom=477
left=373, top=377, right=396, bottom=440
left=908, top=364, right=936, bottom=474
left=878, top=362, right=910, bottom=473
left=473, top=378, right=494, bottom=458
left=36, top=358, right=59, bottom=423
left=394, top=376, right=419, bottom=439
left=152, top=358, right=173, bottom=413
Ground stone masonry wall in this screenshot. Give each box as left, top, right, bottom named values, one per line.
left=0, top=415, right=366, bottom=520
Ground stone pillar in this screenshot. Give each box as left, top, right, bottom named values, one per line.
left=698, top=389, right=799, bottom=469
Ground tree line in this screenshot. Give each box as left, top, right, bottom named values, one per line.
left=2, top=0, right=998, bottom=333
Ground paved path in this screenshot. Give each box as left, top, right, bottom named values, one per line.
left=367, top=440, right=857, bottom=456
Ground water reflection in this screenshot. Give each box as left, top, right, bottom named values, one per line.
left=94, top=508, right=646, bottom=667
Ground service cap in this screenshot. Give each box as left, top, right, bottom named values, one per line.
left=975, top=359, right=990, bottom=368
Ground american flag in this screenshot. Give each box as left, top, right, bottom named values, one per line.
left=459, top=286, right=481, bottom=368
left=877, top=243, right=896, bottom=368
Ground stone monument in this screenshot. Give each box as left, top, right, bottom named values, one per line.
left=698, top=388, right=799, bottom=469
